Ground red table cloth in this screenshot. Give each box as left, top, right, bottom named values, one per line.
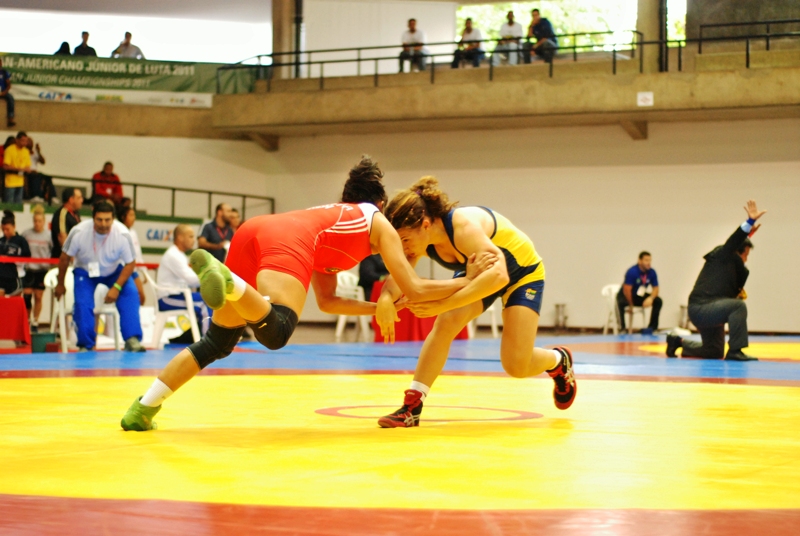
left=369, top=281, right=468, bottom=342
left=0, top=296, right=31, bottom=345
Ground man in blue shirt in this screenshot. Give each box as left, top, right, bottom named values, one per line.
left=616, top=251, right=662, bottom=333
left=524, top=9, right=558, bottom=64
left=0, top=58, right=16, bottom=128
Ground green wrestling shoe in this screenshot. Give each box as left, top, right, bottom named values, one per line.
left=121, top=396, right=161, bottom=431
left=190, top=249, right=234, bottom=310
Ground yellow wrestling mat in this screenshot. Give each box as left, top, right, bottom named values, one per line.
left=639, top=342, right=800, bottom=360
left=1, top=375, right=800, bottom=510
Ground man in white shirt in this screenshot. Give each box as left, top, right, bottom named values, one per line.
left=112, top=32, right=145, bottom=60
left=452, top=18, right=485, bottom=68
left=55, top=202, right=145, bottom=352
left=156, top=225, right=211, bottom=336
left=399, top=18, right=428, bottom=73
left=491, top=11, right=524, bottom=66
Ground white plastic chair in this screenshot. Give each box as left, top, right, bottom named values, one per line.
left=602, top=283, right=647, bottom=335
left=45, top=267, right=73, bottom=353
left=467, top=301, right=500, bottom=339
left=144, top=274, right=201, bottom=350
left=334, top=271, right=370, bottom=342
left=93, top=284, right=123, bottom=351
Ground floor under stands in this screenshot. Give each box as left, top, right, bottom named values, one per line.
left=1, top=333, right=799, bottom=535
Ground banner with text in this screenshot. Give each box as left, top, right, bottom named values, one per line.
left=0, top=53, right=254, bottom=108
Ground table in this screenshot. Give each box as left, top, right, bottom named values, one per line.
left=0, top=296, right=31, bottom=346
left=369, top=281, right=468, bottom=342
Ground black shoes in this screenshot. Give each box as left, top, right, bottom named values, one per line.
left=666, top=334, right=682, bottom=358
left=725, top=350, right=758, bottom=362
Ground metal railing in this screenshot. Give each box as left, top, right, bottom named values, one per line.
left=216, top=30, right=642, bottom=91
left=47, top=175, right=275, bottom=220
left=659, top=32, right=800, bottom=71
left=699, top=18, right=800, bottom=54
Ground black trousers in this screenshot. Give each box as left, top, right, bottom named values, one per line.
left=682, top=299, right=748, bottom=358
left=616, top=291, right=662, bottom=330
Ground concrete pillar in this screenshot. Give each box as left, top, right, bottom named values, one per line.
left=637, top=0, right=663, bottom=73
left=272, top=0, right=294, bottom=79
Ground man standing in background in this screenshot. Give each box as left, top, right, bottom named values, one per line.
left=198, top=203, right=234, bottom=262
left=92, top=161, right=123, bottom=205
left=112, top=32, right=145, bottom=59
left=3, top=132, right=30, bottom=204
left=0, top=59, right=15, bottom=128
left=617, top=251, right=662, bottom=334
left=74, top=32, right=97, bottom=57
left=51, top=187, right=83, bottom=259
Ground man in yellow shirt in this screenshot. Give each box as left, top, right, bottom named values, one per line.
left=3, top=131, right=31, bottom=204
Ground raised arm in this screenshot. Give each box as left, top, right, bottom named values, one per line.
left=721, top=199, right=766, bottom=255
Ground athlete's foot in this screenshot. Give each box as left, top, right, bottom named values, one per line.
left=378, top=389, right=424, bottom=428
left=190, top=249, right=233, bottom=310
left=547, top=347, right=577, bottom=410
left=121, top=396, right=161, bottom=431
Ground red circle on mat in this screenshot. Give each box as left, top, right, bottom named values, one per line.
left=316, top=405, right=543, bottom=422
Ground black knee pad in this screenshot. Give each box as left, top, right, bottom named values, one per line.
left=23, top=293, right=32, bottom=310
left=187, top=322, right=245, bottom=369
left=248, top=304, right=298, bottom=351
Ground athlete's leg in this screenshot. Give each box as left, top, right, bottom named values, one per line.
left=378, top=301, right=483, bottom=428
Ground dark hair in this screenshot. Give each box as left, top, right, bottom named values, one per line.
left=1, top=210, right=14, bottom=226
left=384, top=176, right=457, bottom=230
left=93, top=201, right=115, bottom=217
left=465, top=17, right=473, bottom=22
left=3, top=136, right=15, bottom=149
left=215, top=203, right=226, bottom=214
left=341, top=156, right=387, bottom=207
left=639, top=251, right=651, bottom=260
left=408, top=18, right=416, bottom=23
left=62, top=187, right=80, bottom=204
left=532, top=8, right=540, bottom=14
left=117, top=205, right=134, bottom=224
left=56, top=42, right=71, bottom=55
left=103, top=161, right=113, bottom=168
left=737, top=238, right=754, bottom=254
left=82, top=31, right=89, bottom=36
left=15, top=131, right=27, bottom=139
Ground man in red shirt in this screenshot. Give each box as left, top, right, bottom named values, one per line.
left=92, top=161, right=123, bottom=205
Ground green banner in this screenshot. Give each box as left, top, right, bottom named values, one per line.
left=0, top=53, right=253, bottom=95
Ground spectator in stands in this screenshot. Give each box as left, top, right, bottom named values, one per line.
left=3, top=132, right=31, bottom=205
left=616, top=251, right=662, bottom=334
left=55, top=42, right=71, bottom=56
left=399, top=19, right=428, bottom=73
left=112, top=32, right=145, bottom=60
left=120, top=197, right=133, bottom=209
left=0, top=136, right=14, bottom=200
left=26, top=137, right=56, bottom=204
left=358, top=253, right=389, bottom=302
left=73, top=32, right=97, bottom=57
left=22, top=205, right=52, bottom=331
left=157, top=224, right=211, bottom=336
left=0, top=210, right=29, bottom=298
left=524, top=9, right=558, bottom=63
left=51, top=187, right=83, bottom=259
left=0, top=59, right=15, bottom=128
left=55, top=201, right=145, bottom=352
left=229, top=208, right=242, bottom=232
left=452, top=18, right=485, bottom=68
left=117, top=206, right=146, bottom=306
left=92, top=161, right=123, bottom=205
left=198, top=203, right=234, bottom=262
left=491, top=11, right=524, bottom=66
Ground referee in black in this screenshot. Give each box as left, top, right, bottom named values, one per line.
left=667, top=200, right=766, bottom=362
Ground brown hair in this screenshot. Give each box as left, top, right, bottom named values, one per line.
left=384, top=176, right=457, bottom=230
left=341, top=155, right=387, bottom=207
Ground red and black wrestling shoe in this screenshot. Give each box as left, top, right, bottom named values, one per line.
left=377, top=389, right=424, bottom=428
left=547, top=347, right=577, bottom=410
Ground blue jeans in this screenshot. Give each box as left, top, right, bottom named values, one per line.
left=158, top=292, right=211, bottom=335
left=1, top=93, right=14, bottom=120
left=73, top=266, right=142, bottom=349
left=4, top=186, right=22, bottom=204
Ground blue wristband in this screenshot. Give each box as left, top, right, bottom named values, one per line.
left=746, top=218, right=756, bottom=226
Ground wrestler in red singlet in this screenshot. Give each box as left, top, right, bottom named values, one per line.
left=225, top=202, right=380, bottom=291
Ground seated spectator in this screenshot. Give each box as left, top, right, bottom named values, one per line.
left=0, top=136, right=13, bottom=199
left=51, top=187, right=83, bottom=259
left=0, top=210, right=29, bottom=298
left=22, top=205, right=53, bottom=331
left=230, top=208, right=242, bottom=232
left=112, top=32, right=145, bottom=60
left=399, top=19, right=428, bottom=73
left=73, top=32, right=97, bottom=57
left=358, top=253, right=389, bottom=302
left=617, top=251, right=662, bottom=334
left=157, top=224, right=211, bottom=336
left=3, top=132, right=31, bottom=205
left=524, top=9, right=558, bottom=63
left=54, top=202, right=145, bottom=352
left=117, top=206, right=146, bottom=306
left=92, top=161, right=123, bottom=205
left=491, top=11, right=523, bottom=66
left=0, top=58, right=15, bottom=128
left=55, top=42, right=71, bottom=56
left=452, top=18, right=485, bottom=68
left=26, top=137, right=56, bottom=204
left=198, top=203, right=233, bottom=262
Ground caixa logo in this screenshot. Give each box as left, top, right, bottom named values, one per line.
left=146, top=228, right=173, bottom=242
left=38, top=91, right=72, bottom=101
